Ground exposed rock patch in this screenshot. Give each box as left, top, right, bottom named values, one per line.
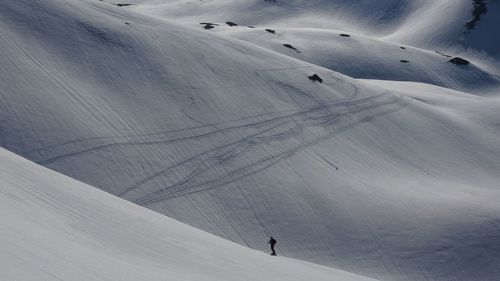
left=200, top=23, right=219, bottom=30
left=449, top=57, right=470, bottom=65
left=283, top=44, right=300, bottom=53
left=465, top=0, right=488, bottom=30
left=308, top=74, right=323, bottom=83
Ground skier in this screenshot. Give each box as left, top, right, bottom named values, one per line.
left=268, top=236, right=277, bottom=256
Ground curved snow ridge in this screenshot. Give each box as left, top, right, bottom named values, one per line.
left=215, top=26, right=499, bottom=91
left=128, top=0, right=500, bottom=86
left=0, top=148, right=379, bottom=281
left=129, top=0, right=500, bottom=58
left=386, top=0, right=500, bottom=59
left=128, top=0, right=448, bottom=38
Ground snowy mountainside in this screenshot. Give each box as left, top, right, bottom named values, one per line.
left=1, top=0, right=500, bottom=281
left=130, top=0, right=500, bottom=90
left=0, top=148, right=378, bottom=281
left=216, top=26, right=498, bottom=91
left=130, top=0, right=500, bottom=60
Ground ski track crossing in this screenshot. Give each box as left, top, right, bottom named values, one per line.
left=26, top=70, right=411, bottom=204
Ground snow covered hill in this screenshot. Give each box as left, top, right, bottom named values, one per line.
left=1, top=0, right=500, bottom=280
left=130, top=0, right=500, bottom=60
left=130, top=0, right=500, bottom=90
left=214, top=26, right=498, bottom=91
left=0, top=148, right=377, bottom=281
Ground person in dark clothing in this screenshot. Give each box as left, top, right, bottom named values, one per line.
left=268, top=236, right=277, bottom=256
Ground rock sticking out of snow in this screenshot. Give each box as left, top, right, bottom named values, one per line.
left=449, top=57, right=470, bottom=65
left=308, top=74, right=323, bottom=83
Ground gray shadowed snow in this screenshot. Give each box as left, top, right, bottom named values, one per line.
left=1, top=0, right=500, bottom=281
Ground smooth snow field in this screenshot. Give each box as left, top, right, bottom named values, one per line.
left=0, top=148, right=377, bottom=281
left=1, top=0, right=500, bottom=280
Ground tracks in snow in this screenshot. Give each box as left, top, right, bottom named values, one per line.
left=28, top=81, right=410, bottom=204
left=8, top=36, right=411, bottom=204
left=131, top=92, right=410, bottom=204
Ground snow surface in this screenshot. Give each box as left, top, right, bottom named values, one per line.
left=1, top=0, right=500, bottom=280
left=0, top=148, right=377, bottom=281
left=130, top=0, right=500, bottom=60
left=214, top=26, right=498, bottom=91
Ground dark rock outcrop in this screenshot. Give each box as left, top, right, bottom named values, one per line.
left=449, top=57, right=470, bottom=65
left=465, top=0, right=488, bottom=30
left=308, top=74, right=323, bottom=83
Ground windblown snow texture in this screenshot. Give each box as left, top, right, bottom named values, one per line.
left=1, top=0, right=500, bottom=281
left=0, top=148, right=377, bottom=281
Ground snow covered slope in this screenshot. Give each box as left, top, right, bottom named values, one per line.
left=0, top=148, right=377, bottom=281
left=2, top=0, right=500, bottom=280
left=129, top=0, right=500, bottom=90
left=130, top=0, right=500, bottom=59
left=215, top=26, right=498, bottom=91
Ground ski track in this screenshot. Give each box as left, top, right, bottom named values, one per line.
left=29, top=76, right=410, bottom=204
left=4, top=1, right=500, bottom=280
left=133, top=94, right=410, bottom=204
left=29, top=69, right=357, bottom=163
left=19, top=58, right=411, bottom=205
